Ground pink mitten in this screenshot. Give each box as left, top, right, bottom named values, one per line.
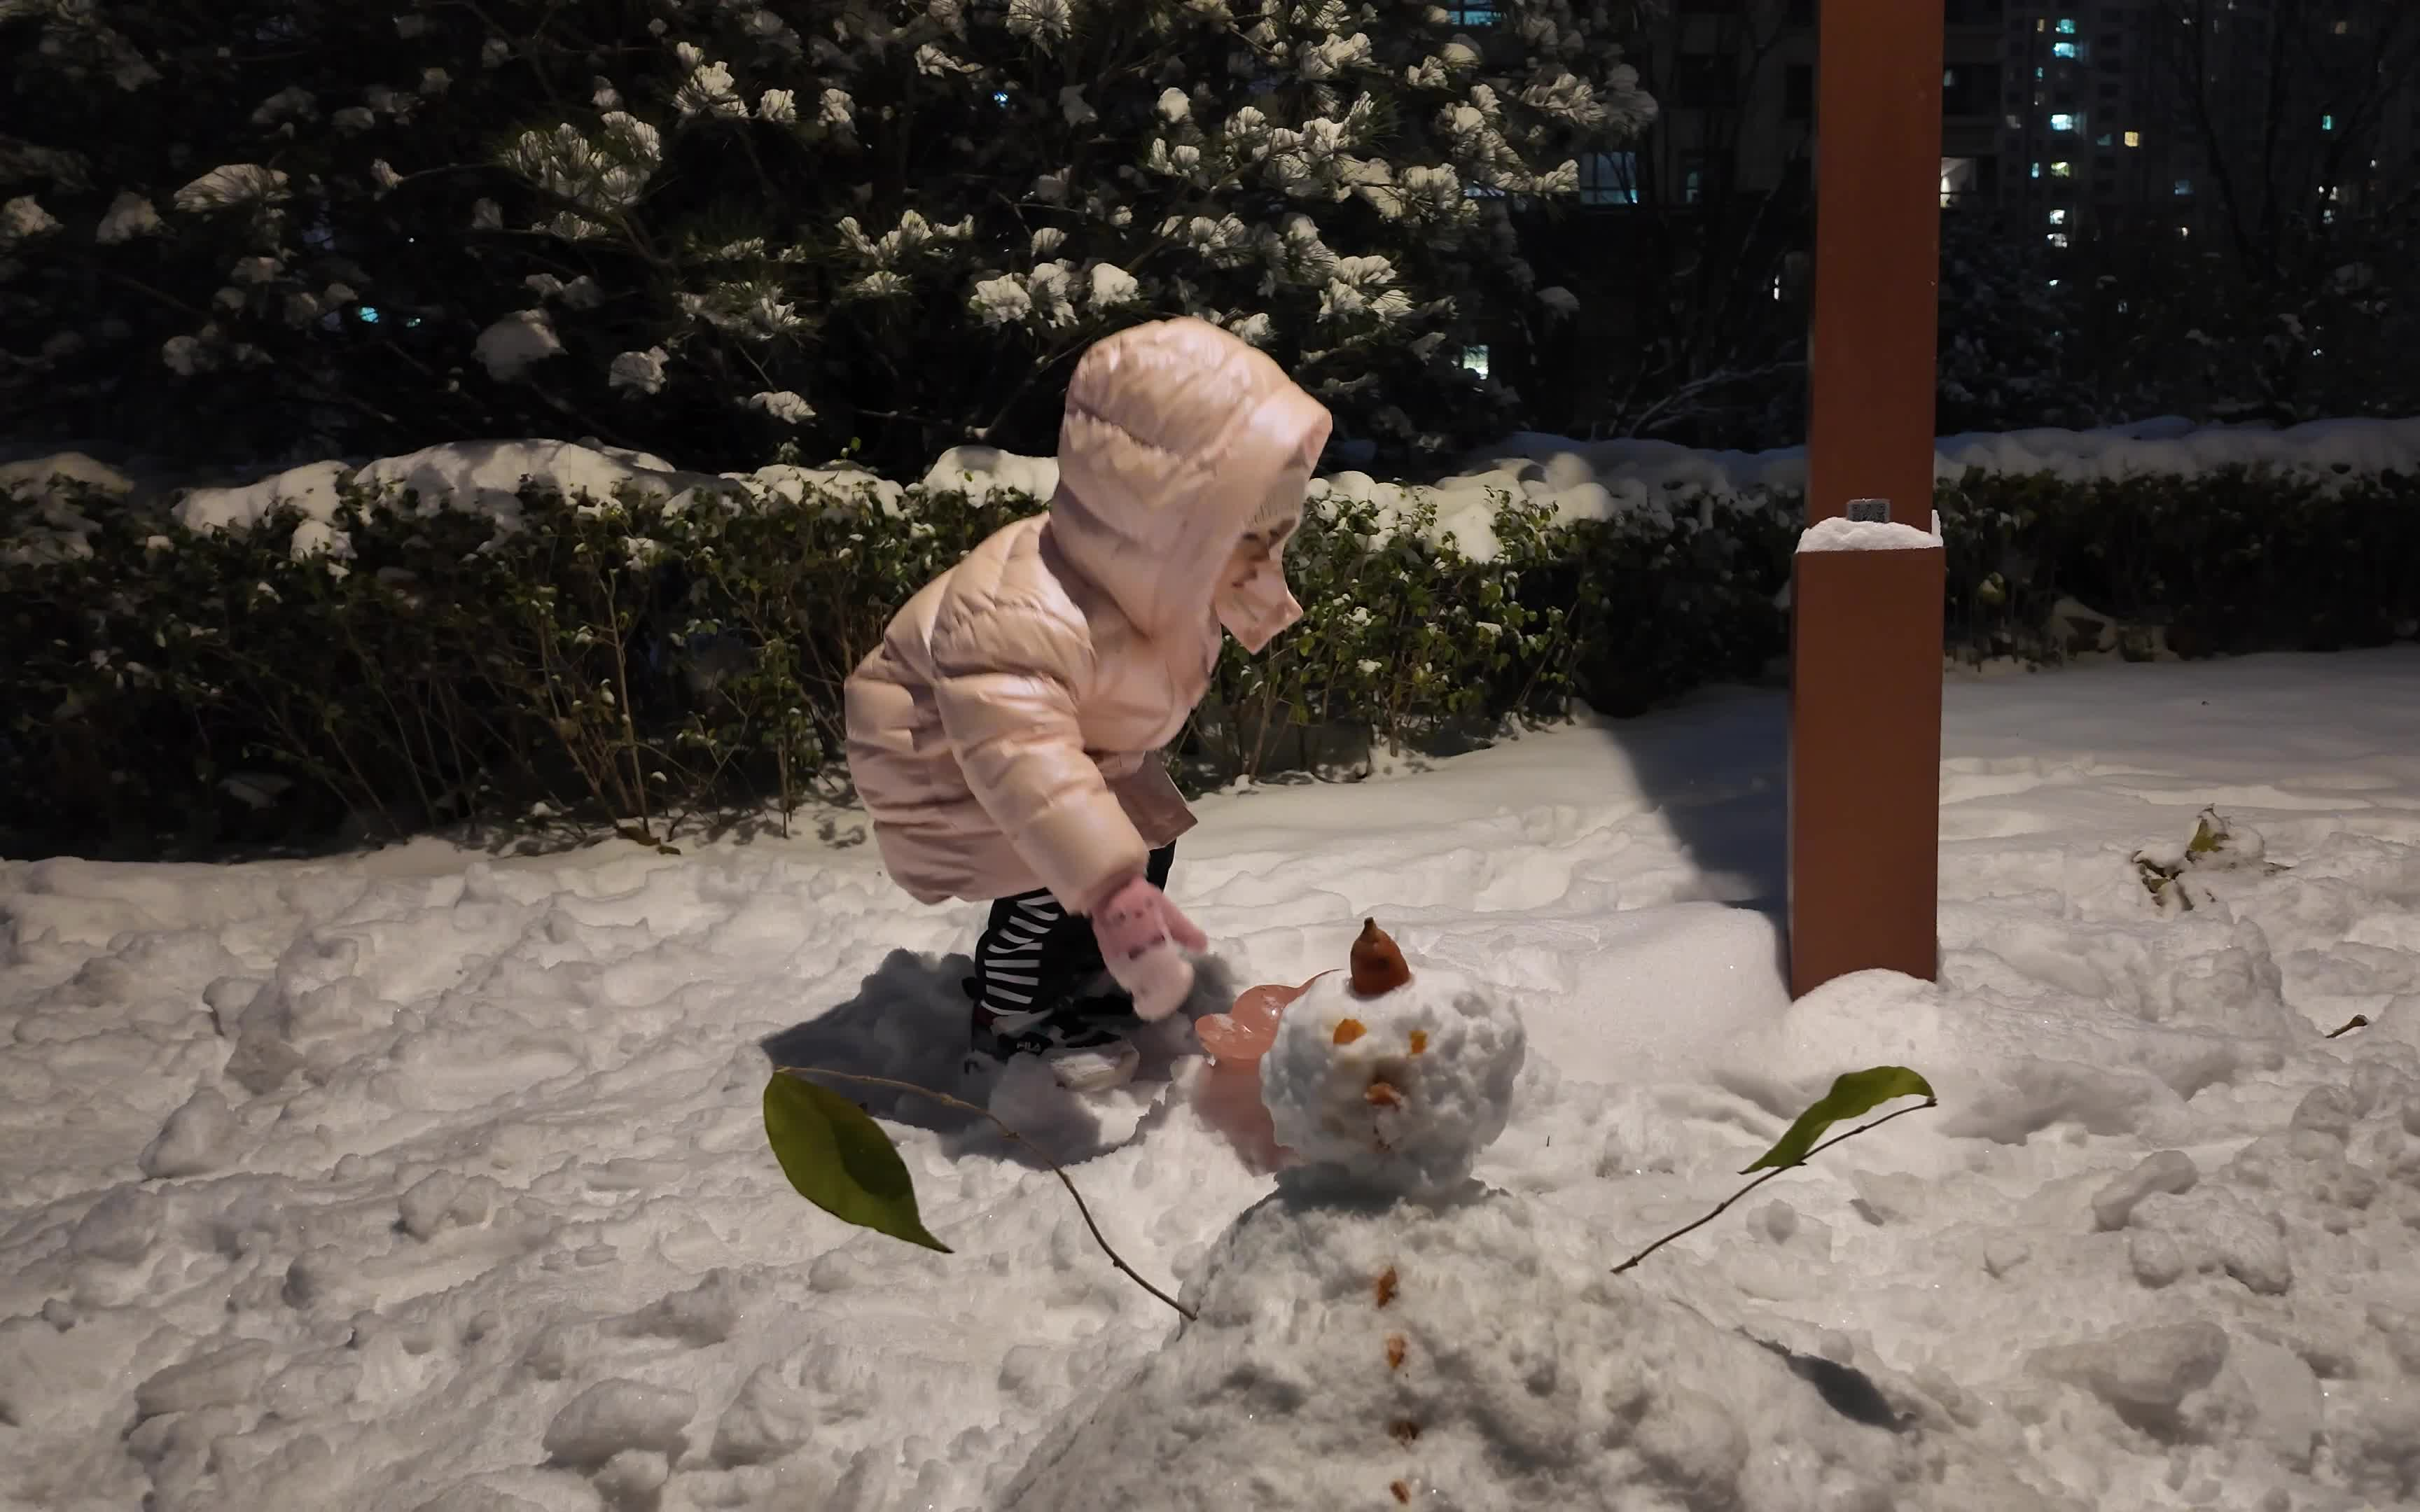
left=1092, top=876, right=1209, bottom=1022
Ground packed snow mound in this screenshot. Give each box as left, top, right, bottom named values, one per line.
left=1798, top=510, right=1944, bottom=554
left=0, top=450, right=130, bottom=564
left=1260, top=962, right=1525, bottom=1197
left=168, top=440, right=746, bottom=558
left=1001, top=1189, right=2074, bottom=1512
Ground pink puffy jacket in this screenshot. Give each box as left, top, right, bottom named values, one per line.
left=844, top=318, right=1333, bottom=913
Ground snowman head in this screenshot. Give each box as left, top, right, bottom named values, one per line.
left=1258, top=921, right=1527, bottom=1198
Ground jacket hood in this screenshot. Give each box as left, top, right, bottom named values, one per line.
left=1044, top=318, right=1332, bottom=644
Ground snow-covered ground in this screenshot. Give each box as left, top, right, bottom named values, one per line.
left=6, top=649, right=2420, bottom=1511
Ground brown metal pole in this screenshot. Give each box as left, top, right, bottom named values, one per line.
left=1788, top=0, right=1947, bottom=997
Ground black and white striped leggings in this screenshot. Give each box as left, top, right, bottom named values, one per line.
left=971, top=844, right=1176, bottom=1021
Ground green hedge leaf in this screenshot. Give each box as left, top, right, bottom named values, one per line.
left=763, top=1073, right=951, bottom=1253
left=1743, top=1067, right=1938, bottom=1175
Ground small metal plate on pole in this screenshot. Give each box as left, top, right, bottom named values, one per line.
left=1789, top=3, right=1947, bottom=999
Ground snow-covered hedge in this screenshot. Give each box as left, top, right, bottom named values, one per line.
left=4, top=421, right=2416, bottom=859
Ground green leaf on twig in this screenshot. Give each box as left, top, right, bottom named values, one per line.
left=1743, top=1067, right=1938, bottom=1174
left=763, top=1073, right=950, bottom=1252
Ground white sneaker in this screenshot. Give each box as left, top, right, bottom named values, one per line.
left=970, top=1005, right=1142, bottom=1093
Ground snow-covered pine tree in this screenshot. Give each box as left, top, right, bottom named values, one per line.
left=1, top=1, right=1654, bottom=475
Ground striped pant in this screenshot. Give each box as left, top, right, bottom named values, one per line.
left=971, top=844, right=1176, bottom=1023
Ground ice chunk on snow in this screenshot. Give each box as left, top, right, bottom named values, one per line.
left=135, top=1338, right=274, bottom=1418
left=396, top=1171, right=496, bottom=1240
left=2033, top=1320, right=2230, bottom=1423
left=137, top=1086, right=238, bottom=1178
left=2131, top=1189, right=2294, bottom=1296
left=1258, top=960, right=1524, bottom=1196
left=541, top=1379, right=696, bottom=1469
left=1003, top=1191, right=2061, bottom=1511
left=2089, top=1149, right=2199, bottom=1231
left=592, top=1449, right=669, bottom=1506
left=625, top=1268, right=747, bottom=1345
left=711, top=1362, right=815, bottom=1466
left=70, top=1188, right=162, bottom=1264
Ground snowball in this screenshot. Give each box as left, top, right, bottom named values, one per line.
left=1259, top=961, right=1525, bottom=1196
left=473, top=309, right=562, bottom=382
left=541, top=1379, right=696, bottom=1469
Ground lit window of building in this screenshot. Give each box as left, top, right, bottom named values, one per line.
left=1577, top=151, right=1639, bottom=206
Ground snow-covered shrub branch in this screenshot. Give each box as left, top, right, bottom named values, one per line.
left=0, top=0, right=1654, bottom=473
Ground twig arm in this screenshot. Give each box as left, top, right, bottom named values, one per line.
left=772, top=1066, right=1197, bottom=1322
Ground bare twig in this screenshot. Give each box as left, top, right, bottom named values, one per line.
left=772, top=1065, right=1197, bottom=1322
left=2325, top=1014, right=2370, bottom=1039
left=1613, top=1100, right=1937, bottom=1275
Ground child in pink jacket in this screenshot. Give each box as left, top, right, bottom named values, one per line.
left=844, top=318, right=1332, bottom=1091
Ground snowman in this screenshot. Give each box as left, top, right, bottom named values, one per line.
left=1001, top=923, right=2064, bottom=1512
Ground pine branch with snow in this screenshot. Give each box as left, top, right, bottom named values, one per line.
left=0, top=0, right=1657, bottom=472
